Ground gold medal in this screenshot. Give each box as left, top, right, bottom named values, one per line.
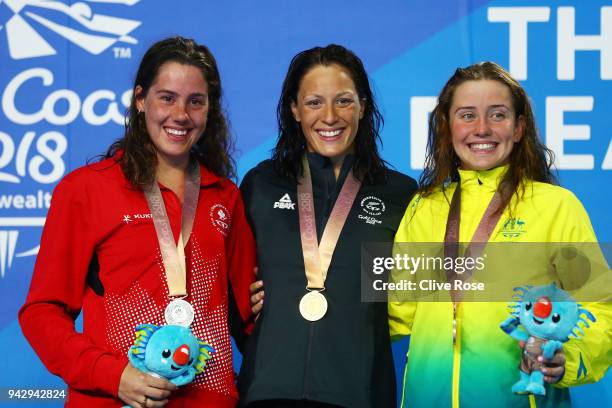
left=296, top=156, right=361, bottom=324
left=299, top=291, right=328, bottom=321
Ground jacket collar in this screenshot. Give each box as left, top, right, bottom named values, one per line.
left=157, top=163, right=224, bottom=191
left=111, top=150, right=224, bottom=188
left=457, top=165, right=508, bottom=191
left=306, top=152, right=355, bottom=186
left=198, top=163, right=223, bottom=187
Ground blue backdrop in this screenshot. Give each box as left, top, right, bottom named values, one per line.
left=0, top=0, right=610, bottom=406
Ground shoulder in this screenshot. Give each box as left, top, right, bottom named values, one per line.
left=214, top=178, right=241, bottom=202
left=241, top=159, right=276, bottom=183
left=64, top=157, right=122, bottom=181
left=382, top=169, right=418, bottom=192
left=47, top=158, right=127, bottom=215
left=413, top=183, right=455, bottom=207
left=519, top=180, right=596, bottom=241
left=365, top=169, right=417, bottom=197
left=521, top=181, right=592, bottom=223
left=57, top=157, right=125, bottom=194
left=240, top=159, right=291, bottom=194
left=525, top=180, right=567, bottom=195
left=201, top=167, right=242, bottom=204
left=402, top=183, right=455, bottom=220
left=213, top=175, right=239, bottom=193
left=364, top=170, right=418, bottom=221
left=523, top=181, right=584, bottom=208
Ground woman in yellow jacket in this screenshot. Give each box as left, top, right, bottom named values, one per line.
left=388, top=62, right=611, bottom=408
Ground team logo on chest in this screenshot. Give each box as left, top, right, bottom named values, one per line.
left=273, top=193, right=295, bottom=210
left=500, top=217, right=527, bottom=238
left=358, top=196, right=385, bottom=225
left=210, top=204, right=231, bottom=236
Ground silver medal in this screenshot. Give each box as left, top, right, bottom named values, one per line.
left=164, top=298, right=194, bottom=327
left=299, top=291, right=328, bottom=321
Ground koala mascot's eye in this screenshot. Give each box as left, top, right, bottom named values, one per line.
left=162, top=349, right=171, bottom=358
left=525, top=302, right=532, bottom=311
left=552, top=313, right=561, bottom=323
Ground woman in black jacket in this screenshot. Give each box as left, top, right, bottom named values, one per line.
left=238, top=44, right=417, bottom=408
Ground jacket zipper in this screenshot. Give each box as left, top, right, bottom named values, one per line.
left=453, top=304, right=538, bottom=408
left=301, top=163, right=334, bottom=399
left=302, top=323, right=315, bottom=399
left=452, top=302, right=461, bottom=408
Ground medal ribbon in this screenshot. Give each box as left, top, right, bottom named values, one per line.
left=444, top=182, right=504, bottom=302
left=144, top=162, right=200, bottom=297
left=297, top=155, right=361, bottom=290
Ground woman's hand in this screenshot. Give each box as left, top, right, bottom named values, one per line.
left=539, top=349, right=566, bottom=384
left=118, top=363, right=177, bottom=407
left=250, top=269, right=265, bottom=318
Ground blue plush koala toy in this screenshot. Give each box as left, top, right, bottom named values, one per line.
left=127, top=324, right=214, bottom=387
left=500, top=283, right=595, bottom=396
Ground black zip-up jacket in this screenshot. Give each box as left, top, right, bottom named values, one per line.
left=238, top=154, right=417, bottom=408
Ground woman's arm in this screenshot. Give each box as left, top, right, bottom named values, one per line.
left=225, top=183, right=257, bottom=345
left=18, top=176, right=128, bottom=396
left=551, top=190, right=612, bottom=387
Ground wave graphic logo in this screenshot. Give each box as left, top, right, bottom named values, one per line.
left=0, top=0, right=141, bottom=60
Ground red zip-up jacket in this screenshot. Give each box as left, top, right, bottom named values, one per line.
left=19, top=157, right=255, bottom=407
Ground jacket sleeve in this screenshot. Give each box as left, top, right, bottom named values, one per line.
left=225, top=183, right=257, bottom=339
left=553, top=190, right=612, bottom=387
left=388, top=195, right=420, bottom=341
left=18, top=176, right=127, bottom=396
left=389, top=299, right=417, bottom=340
left=556, top=301, right=612, bottom=387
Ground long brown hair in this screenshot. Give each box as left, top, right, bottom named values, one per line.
left=106, top=36, right=234, bottom=188
left=273, top=44, right=387, bottom=184
left=419, top=61, right=555, bottom=213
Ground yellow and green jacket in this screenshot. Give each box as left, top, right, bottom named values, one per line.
left=389, top=166, right=612, bottom=408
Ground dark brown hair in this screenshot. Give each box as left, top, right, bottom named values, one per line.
left=419, top=61, right=555, bottom=213
left=272, top=44, right=387, bottom=184
left=106, top=36, right=234, bottom=188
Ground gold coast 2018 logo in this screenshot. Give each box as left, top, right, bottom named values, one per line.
left=0, top=1, right=143, bottom=277
left=0, top=0, right=141, bottom=60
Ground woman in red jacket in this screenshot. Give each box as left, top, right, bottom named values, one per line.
left=19, top=37, right=256, bottom=408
